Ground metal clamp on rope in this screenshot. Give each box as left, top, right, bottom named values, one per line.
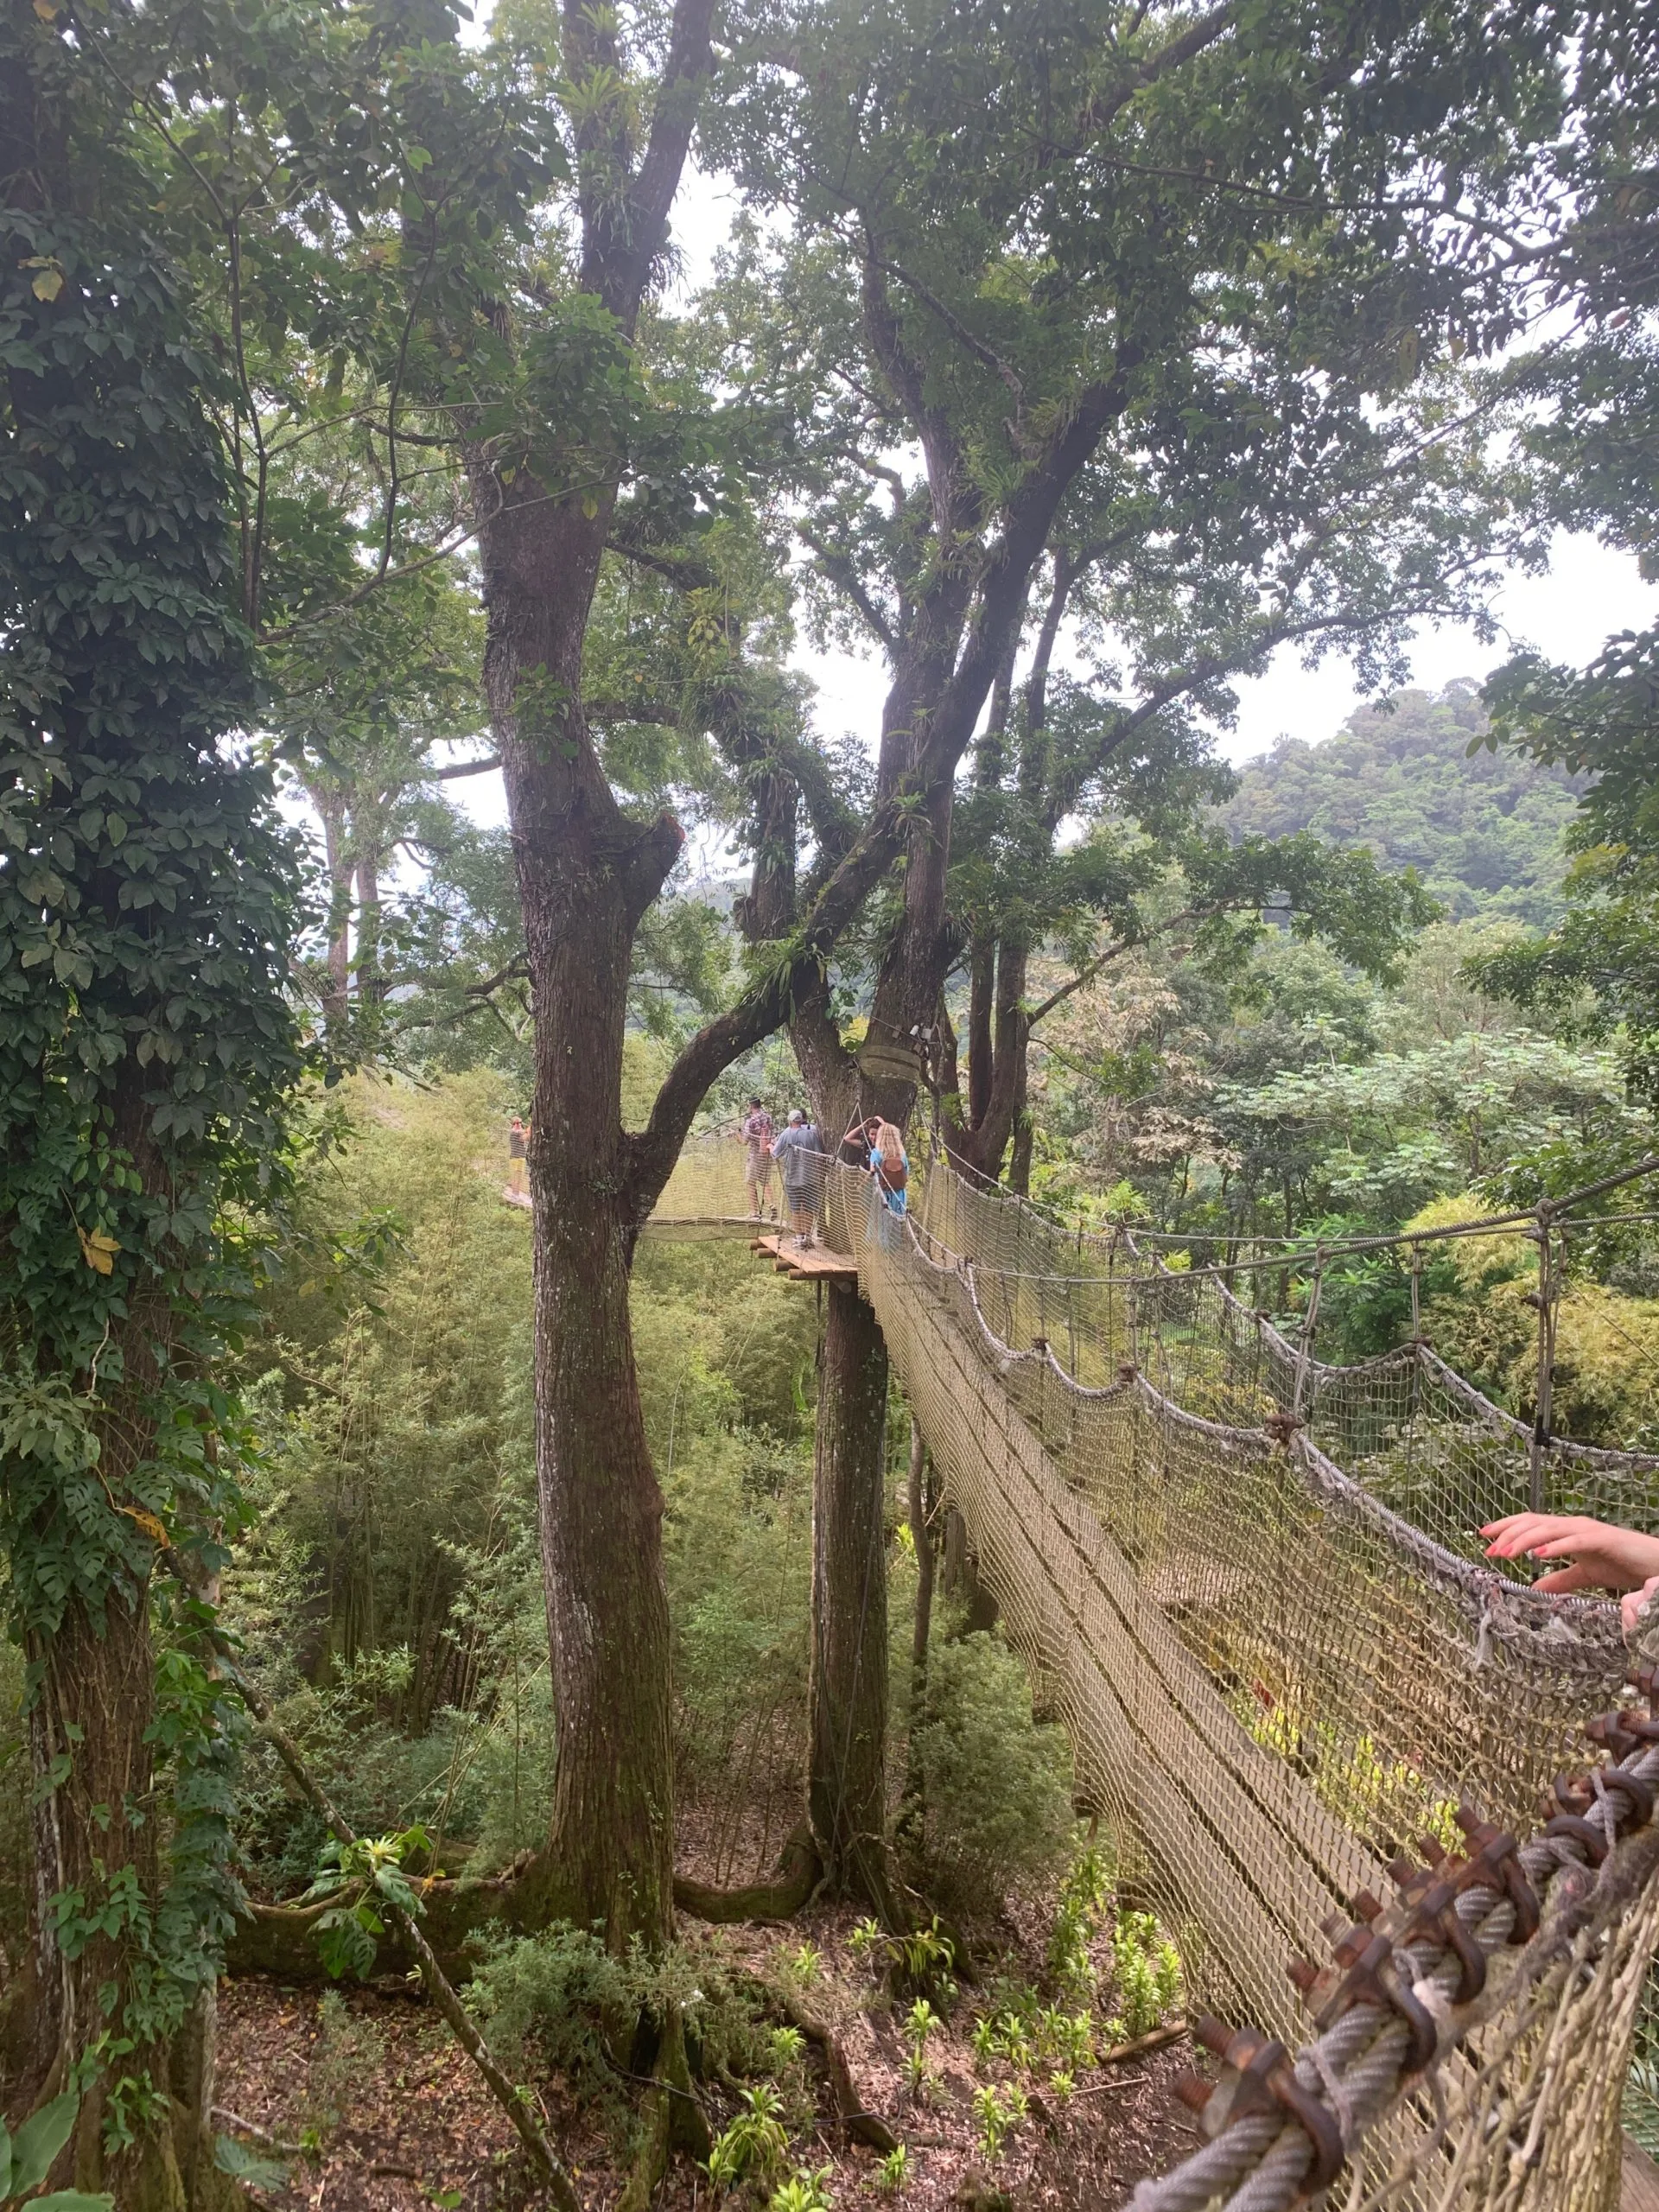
left=1295, top=1920, right=1439, bottom=2074
left=1173, top=2020, right=1344, bottom=2194
left=1452, top=1812, right=1542, bottom=1944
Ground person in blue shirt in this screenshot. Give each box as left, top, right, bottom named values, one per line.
left=843, top=1114, right=908, bottom=1217
left=770, top=1109, right=825, bottom=1248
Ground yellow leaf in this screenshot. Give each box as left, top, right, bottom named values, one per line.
left=75, top=1225, right=121, bottom=1274
left=118, top=1505, right=168, bottom=1546
left=32, top=1, right=58, bottom=18
left=31, top=265, right=64, bottom=302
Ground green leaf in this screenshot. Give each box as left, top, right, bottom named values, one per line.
left=214, top=2134, right=289, bottom=2190
left=31, top=2194, right=117, bottom=2209
left=10, top=2092, right=80, bottom=2195
left=314, top=1901, right=379, bottom=1980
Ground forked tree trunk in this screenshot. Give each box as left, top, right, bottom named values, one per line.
left=808, top=1282, right=892, bottom=1911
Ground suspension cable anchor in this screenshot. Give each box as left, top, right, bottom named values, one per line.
left=1183, top=2020, right=1344, bottom=2190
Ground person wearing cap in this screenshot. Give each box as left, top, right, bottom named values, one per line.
left=738, top=1095, right=776, bottom=1219
left=771, top=1108, right=825, bottom=1249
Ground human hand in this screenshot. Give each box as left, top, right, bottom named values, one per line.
left=1481, top=1513, right=1659, bottom=1598
left=1624, top=1574, right=1659, bottom=1635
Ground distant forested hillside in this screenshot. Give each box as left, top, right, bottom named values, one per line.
left=1221, top=680, right=1585, bottom=923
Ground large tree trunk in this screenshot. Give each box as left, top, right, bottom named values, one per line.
left=470, top=251, right=689, bottom=1939
left=807, top=1282, right=892, bottom=1911
left=512, top=823, right=678, bottom=1948
left=29, top=1593, right=235, bottom=2209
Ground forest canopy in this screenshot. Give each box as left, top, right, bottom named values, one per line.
left=1220, top=681, right=1586, bottom=925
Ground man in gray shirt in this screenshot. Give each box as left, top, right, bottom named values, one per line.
left=770, top=1109, right=825, bottom=1249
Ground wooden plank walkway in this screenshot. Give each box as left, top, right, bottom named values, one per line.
left=750, top=1233, right=858, bottom=1285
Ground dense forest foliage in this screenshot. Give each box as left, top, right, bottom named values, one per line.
left=5, top=0, right=1659, bottom=2204
left=1220, top=681, right=1585, bottom=923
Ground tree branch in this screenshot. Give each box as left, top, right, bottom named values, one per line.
left=874, top=256, right=1024, bottom=403
left=429, top=753, right=503, bottom=779
left=800, top=525, right=899, bottom=652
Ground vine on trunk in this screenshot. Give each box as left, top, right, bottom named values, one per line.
left=1, top=10, right=306, bottom=2183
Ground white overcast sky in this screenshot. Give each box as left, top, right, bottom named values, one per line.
left=450, top=160, right=1655, bottom=839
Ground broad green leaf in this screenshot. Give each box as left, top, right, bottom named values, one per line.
left=214, top=2134, right=289, bottom=2190
left=10, top=2092, right=80, bottom=2195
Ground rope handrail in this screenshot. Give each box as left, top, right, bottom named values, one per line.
left=899, top=1202, right=1624, bottom=1667
left=830, top=1156, right=1659, bottom=2209
left=1124, top=1683, right=1659, bottom=2212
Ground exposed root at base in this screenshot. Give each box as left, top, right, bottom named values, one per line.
left=673, top=1827, right=822, bottom=1924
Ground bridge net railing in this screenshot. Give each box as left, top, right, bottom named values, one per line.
left=643, top=1128, right=771, bottom=1234
left=823, top=1160, right=1659, bottom=2209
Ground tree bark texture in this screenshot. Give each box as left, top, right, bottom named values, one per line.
left=510, top=842, right=677, bottom=1947
left=28, top=1597, right=237, bottom=2209
left=808, top=1283, right=892, bottom=1909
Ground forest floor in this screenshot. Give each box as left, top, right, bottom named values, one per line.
left=215, top=1857, right=1200, bottom=2212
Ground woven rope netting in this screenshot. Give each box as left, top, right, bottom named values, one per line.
left=648, top=1142, right=1659, bottom=2205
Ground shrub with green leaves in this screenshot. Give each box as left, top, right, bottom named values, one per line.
left=905, top=1633, right=1074, bottom=1909
left=302, top=1990, right=386, bottom=2135
left=469, top=1922, right=764, bottom=2092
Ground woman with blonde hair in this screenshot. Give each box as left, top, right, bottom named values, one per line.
left=845, top=1113, right=909, bottom=1217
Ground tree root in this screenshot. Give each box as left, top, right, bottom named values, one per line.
left=768, top=1988, right=898, bottom=2154
left=231, top=1821, right=819, bottom=1985
left=225, top=1866, right=528, bottom=1984
left=1094, top=2019, right=1188, bottom=2069
left=617, top=2009, right=709, bottom=2212
left=672, top=1827, right=822, bottom=1925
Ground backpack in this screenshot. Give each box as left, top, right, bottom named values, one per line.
left=872, top=1122, right=908, bottom=1192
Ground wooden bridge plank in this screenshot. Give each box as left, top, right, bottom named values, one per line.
left=750, top=1233, right=858, bottom=1285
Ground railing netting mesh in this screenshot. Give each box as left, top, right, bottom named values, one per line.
left=649, top=1141, right=1659, bottom=2207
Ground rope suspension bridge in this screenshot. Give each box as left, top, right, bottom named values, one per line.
left=641, top=1135, right=1659, bottom=2210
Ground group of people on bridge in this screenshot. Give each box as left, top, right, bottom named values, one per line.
left=739, top=1095, right=909, bottom=1251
